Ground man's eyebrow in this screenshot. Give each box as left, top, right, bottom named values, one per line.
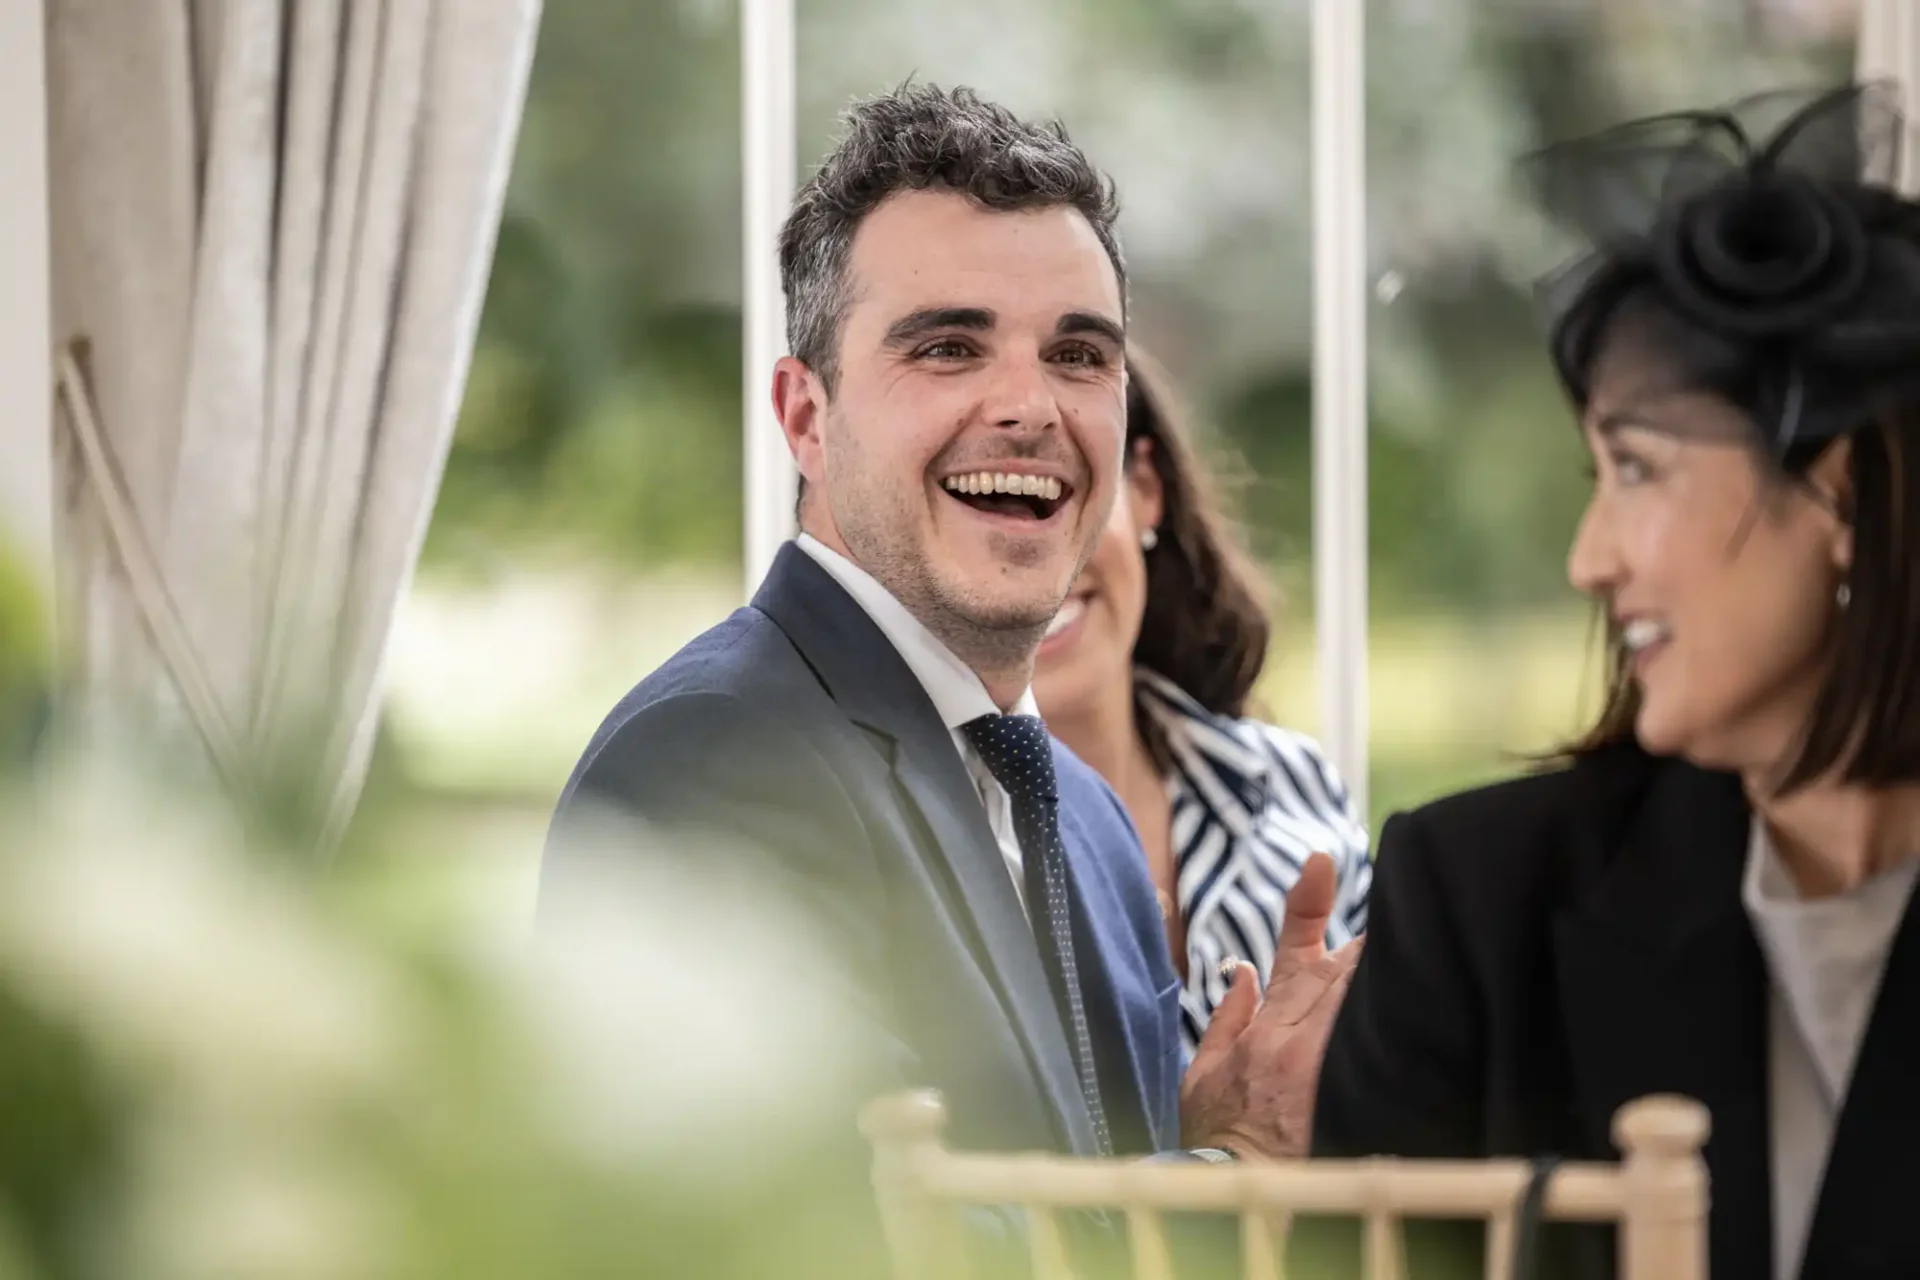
left=882, top=307, right=995, bottom=347
left=1055, top=311, right=1125, bottom=346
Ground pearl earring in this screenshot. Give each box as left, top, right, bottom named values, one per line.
left=1836, top=582, right=1852, bottom=609
left=1141, top=528, right=1159, bottom=551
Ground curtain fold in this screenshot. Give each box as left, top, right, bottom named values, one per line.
left=46, top=0, right=542, bottom=848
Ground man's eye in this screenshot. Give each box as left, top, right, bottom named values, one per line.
left=915, top=339, right=975, bottom=360
left=1052, top=344, right=1107, bottom=367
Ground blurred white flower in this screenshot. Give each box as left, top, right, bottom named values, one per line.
left=515, top=805, right=864, bottom=1196
left=0, top=762, right=415, bottom=1110
left=116, top=1112, right=397, bottom=1280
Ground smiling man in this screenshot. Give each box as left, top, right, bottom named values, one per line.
left=544, top=87, right=1340, bottom=1262
left=781, top=179, right=1127, bottom=702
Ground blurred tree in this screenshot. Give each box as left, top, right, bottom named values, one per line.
left=0, top=549, right=48, bottom=768
left=428, top=0, right=1852, bottom=613
left=428, top=0, right=744, bottom=574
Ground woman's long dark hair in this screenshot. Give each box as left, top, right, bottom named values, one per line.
left=1124, top=348, right=1274, bottom=769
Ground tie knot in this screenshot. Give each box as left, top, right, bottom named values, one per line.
left=961, top=714, right=1058, bottom=802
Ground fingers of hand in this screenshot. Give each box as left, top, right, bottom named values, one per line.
left=1283, top=851, right=1338, bottom=931
left=1189, top=961, right=1259, bottom=1073
left=1268, top=853, right=1340, bottom=985
left=1215, top=961, right=1260, bottom=1032
left=1260, top=936, right=1364, bottom=1028
left=1305, top=953, right=1360, bottom=1027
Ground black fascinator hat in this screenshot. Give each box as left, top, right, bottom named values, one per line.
left=1524, top=84, right=1920, bottom=466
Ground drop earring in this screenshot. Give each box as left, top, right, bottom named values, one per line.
left=1837, top=582, right=1852, bottom=610
left=1140, top=528, right=1159, bottom=551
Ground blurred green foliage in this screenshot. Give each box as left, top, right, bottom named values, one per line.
left=0, top=763, right=892, bottom=1280
left=433, top=0, right=1849, bottom=615
left=0, top=548, right=47, bottom=768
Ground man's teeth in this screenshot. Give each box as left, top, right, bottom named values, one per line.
left=1621, top=618, right=1671, bottom=652
left=941, top=472, right=1064, bottom=501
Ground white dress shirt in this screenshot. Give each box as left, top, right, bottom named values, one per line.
left=796, top=534, right=1038, bottom=912
left=1742, top=818, right=1919, bottom=1280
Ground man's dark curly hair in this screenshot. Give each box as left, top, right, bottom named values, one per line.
left=777, top=82, right=1126, bottom=393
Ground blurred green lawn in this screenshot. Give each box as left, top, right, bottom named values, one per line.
left=1258, top=604, right=1602, bottom=831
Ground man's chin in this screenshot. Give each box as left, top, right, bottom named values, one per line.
left=930, top=572, right=1065, bottom=637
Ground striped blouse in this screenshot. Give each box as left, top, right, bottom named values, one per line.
left=1135, top=668, right=1373, bottom=1054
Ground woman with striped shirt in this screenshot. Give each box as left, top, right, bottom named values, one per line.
left=1033, top=348, right=1372, bottom=1054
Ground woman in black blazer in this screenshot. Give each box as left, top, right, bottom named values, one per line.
left=1303, top=86, right=1920, bottom=1280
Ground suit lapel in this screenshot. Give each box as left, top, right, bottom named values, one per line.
left=1551, top=755, right=1771, bottom=1280
left=1797, top=884, right=1920, bottom=1277
left=752, top=544, right=1095, bottom=1153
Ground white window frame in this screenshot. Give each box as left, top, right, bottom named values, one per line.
left=1860, top=0, right=1920, bottom=192
left=0, top=2, right=53, bottom=599
left=741, top=0, right=801, bottom=600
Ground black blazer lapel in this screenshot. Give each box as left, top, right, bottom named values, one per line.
left=1551, top=756, right=1771, bottom=1280
left=1797, top=883, right=1920, bottom=1278
left=752, top=543, right=1095, bottom=1153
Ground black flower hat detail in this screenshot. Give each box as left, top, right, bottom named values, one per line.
left=1523, top=84, right=1920, bottom=456
left=1653, top=162, right=1868, bottom=337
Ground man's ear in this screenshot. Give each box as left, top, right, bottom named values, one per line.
left=773, top=356, right=828, bottom=489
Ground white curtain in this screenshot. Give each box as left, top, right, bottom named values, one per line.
left=45, top=0, right=541, bottom=847
left=1860, top=0, right=1920, bottom=193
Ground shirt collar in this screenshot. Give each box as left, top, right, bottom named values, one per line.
left=795, top=534, right=1038, bottom=729
left=1135, top=666, right=1273, bottom=813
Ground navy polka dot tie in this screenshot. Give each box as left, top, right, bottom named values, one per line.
left=963, top=713, right=1112, bottom=1156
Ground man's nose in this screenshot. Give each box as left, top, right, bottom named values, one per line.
left=979, top=354, right=1060, bottom=431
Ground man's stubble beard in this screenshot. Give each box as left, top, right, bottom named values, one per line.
left=821, top=399, right=1110, bottom=689
left=837, top=480, right=1095, bottom=687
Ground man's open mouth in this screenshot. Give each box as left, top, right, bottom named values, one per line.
left=939, top=470, right=1071, bottom=521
